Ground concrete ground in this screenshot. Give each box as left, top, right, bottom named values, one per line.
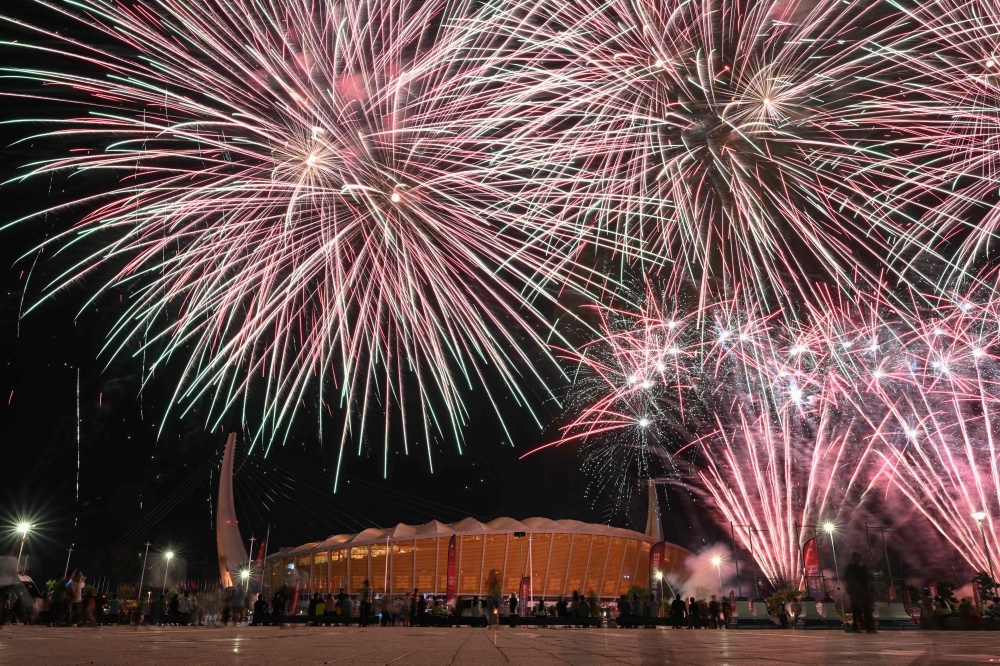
left=1, top=626, right=999, bottom=665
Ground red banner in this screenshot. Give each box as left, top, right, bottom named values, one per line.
left=649, top=541, right=666, bottom=602
left=446, top=535, right=457, bottom=606
left=803, top=538, right=821, bottom=598
left=519, top=576, right=532, bottom=609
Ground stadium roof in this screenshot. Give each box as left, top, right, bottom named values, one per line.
left=267, top=517, right=693, bottom=560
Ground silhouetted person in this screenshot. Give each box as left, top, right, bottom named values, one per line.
left=253, top=594, right=268, bottom=625
left=670, top=595, right=686, bottom=628
left=359, top=580, right=372, bottom=627
left=844, top=552, right=875, bottom=633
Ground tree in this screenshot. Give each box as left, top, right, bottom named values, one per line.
left=973, top=572, right=998, bottom=604
left=936, top=580, right=959, bottom=608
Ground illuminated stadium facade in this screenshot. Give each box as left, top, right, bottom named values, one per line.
left=263, top=516, right=691, bottom=600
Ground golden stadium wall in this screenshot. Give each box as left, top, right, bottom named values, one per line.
left=264, top=517, right=691, bottom=599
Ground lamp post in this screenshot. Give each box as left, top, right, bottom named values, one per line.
left=15, top=523, right=31, bottom=574
left=137, top=541, right=151, bottom=605
left=823, top=523, right=842, bottom=614
left=712, top=556, right=723, bottom=596
left=162, top=551, right=174, bottom=591
left=973, top=512, right=997, bottom=598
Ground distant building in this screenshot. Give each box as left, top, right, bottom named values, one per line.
left=262, top=484, right=691, bottom=600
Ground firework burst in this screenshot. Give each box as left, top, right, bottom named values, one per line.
left=0, top=0, right=607, bottom=482
left=453, top=0, right=939, bottom=306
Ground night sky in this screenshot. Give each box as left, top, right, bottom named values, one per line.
left=0, top=0, right=721, bottom=588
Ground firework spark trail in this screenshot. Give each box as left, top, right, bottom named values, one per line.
left=544, top=283, right=1000, bottom=584
left=451, top=0, right=945, bottom=307
left=875, top=0, right=1000, bottom=285
left=0, top=0, right=628, bottom=483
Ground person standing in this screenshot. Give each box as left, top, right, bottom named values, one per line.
left=778, top=602, right=790, bottom=629
left=670, top=594, right=686, bottom=628
left=721, top=593, right=732, bottom=629
left=618, top=595, right=631, bottom=626
left=509, top=592, right=519, bottom=619
left=358, top=580, right=372, bottom=627
left=844, top=552, right=875, bottom=633
left=409, top=588, right=418, bottom=626
left=708, top=596, right=720, bottom=629
left=920, top=590, right=934, bottom=629
left=687, top=597, right=698, bottom=629
left=108, top=594, right=121, bottom=625
left=416, top=593, right=427, bottom=626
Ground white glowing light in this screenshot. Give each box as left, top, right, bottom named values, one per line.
left=390, top=192, right=401, bottom=203
left=739, top=333, right=749, bottom=341
left=668, top=346, right=680, bottom=355
left=842, top=341, right=853, bottom=349
left=655, top=59, right=664, bottom=68
left=16, top=522, right=30, bottom=537
left=973, top=511, right=988, bottom=521
left=655, top=363, right=665, bottom=372
left=667, top=321, right=677, bottom=329
left=642, top=380, right=653, bottom=389
left=719, top=331, right=729, bottom=340
left=711, top=555, right=722, bottom=566
left=987, top=59, right=996, bottom=68
left=974, top=348, right=985, bottom=358
left=638, top=418, right=650, bottom=428
left=627, top=375, right=638, bottom=384
left=823, top=522, right=835, bottom=534
left=306, top=154, right=318, bottom=166
left=873, top=370, right=883, bottom=380
left=790, top=388, right=803, bottom=403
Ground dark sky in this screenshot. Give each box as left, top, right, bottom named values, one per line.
left=0, top=0, right=719, bottom=587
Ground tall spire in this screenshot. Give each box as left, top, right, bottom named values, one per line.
left=644, top=479, right=663, bottom=541
left=216, top=432, right=249, bottom=587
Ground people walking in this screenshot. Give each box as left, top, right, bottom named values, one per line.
left=721, top=593, right=732, bottom=628
left=844, top=552, right=876, bottom=633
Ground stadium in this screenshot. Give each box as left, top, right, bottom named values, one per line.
left=261, top=489, right=692, bottom=600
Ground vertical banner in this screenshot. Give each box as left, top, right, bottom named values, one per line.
left=446, top=535, right=457, bottom=606
left=649, top=541, right=666, bottom=606
left=519, top=577, right=531, bottom=612
left=929, top=581, right=938, bottom=599
left=802, top=538, right=821, bottom=598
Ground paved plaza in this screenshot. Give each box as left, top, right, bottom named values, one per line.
left=1, top=626, right=1000, bottom=665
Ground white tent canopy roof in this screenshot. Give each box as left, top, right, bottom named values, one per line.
left=266, top=517, right=690, bottom=561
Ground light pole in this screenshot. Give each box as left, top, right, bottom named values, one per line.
left=973, top=512, right=997, bottom=598
left=137, top=541, right=151, bottom=604
left=824, top=523, right=842, bottom=614
left=15, top=523, right=31, bottom=574
left=162, top=551, right=174, bottom=591
left=712, top=556, right=723, bottom=596
left=63, top=546, right=74, bottom=579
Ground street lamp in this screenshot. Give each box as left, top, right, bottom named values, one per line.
left=823, top=522, right=843, bottom=614
left=15, top=523, right=31, bottom=574
left=162, top=551, right=174, bottom=591
left=711, top=555, right=723, bottom=595
left=973, top=512, right=997, bottom=597
left=240, top=568, right=251, bottom=595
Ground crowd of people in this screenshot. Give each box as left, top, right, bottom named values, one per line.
left=5, top=552, right=998, bottom=630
